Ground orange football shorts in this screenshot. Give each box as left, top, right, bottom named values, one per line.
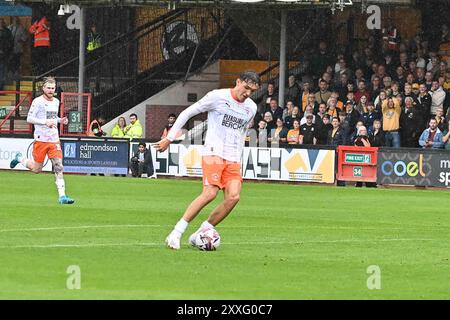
left=32, top=141, right=63, bottom=163
left=202, top=155, right=242, bottom=189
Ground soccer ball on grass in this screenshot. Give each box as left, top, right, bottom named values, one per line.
left=193, top=228, right=221, bottom=251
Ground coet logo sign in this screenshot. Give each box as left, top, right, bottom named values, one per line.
left=381, top=154, right=426, bottom=177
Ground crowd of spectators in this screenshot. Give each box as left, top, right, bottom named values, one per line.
left=251, top=24, right=450, bottom=150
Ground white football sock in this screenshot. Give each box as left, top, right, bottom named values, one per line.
left=201, top=220, right=214, bottom=230
left=55, top=177, right=66, bottom=197
left=173, top=218, right=189, bottom=236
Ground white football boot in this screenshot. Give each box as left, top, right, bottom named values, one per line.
left=165, top=230, right=181, bottom=250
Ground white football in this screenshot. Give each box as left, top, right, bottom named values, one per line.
left=194, top=228, right=221, bottom=251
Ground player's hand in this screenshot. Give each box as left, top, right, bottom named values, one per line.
left=61, top=117, right=69, bottom=125
left=152, top=138, right=171, bottom=152
left=45, top=119, right=57, bottom=128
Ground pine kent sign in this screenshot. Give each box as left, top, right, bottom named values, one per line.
left=345, top=153, right=371, bottom=164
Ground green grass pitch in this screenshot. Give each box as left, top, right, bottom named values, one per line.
left=0, top=170, right=449, bottom=299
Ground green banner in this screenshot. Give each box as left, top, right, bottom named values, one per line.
left=345, top=153, right=371, bottom=164
left=68, top=111, right=83, bottom=133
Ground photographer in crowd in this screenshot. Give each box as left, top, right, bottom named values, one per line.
left=130, top=142, right=156, bottom=178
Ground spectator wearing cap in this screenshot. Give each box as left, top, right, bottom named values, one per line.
left=316, top=115, right=332, bottom=145
left=361, top=101, right=381, bottom=129
left=400, top=96, right=423, bottom=148
left=345, top=91, right=356, bottom=108
left=299, top=114, right=317, bottom=145
left=300, top=105, right=317, bottom=125
left=419, top=118, right=444, bottom=149
left=382, top=97, right=402, bottom=148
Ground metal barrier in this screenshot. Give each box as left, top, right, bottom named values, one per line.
left=0, top=91, right=33, bottom=134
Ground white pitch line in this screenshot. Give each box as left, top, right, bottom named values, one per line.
left=0, top=238, right=436, bottom=249
left=0, top=224, right=167, bottom=233
left=0, top=224, right=444, bottom=233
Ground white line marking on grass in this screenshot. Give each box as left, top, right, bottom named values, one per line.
left=0, top=238, right=436, bottom=249
left=0, top=225, right=167, bottom=233
left=0, top=224, right=445, bottom=234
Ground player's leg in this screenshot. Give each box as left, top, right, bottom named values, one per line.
left=206, top=179, right=242, bottom=225
left=51, top=157, right=74, bottom=204
left=188, top=161, right=242, bottom=246
left=166, top=184, right=220, bottom=249
left=166, top=156, right=223, bottom=250
left=10, top=141, right=45, bottom=172
left=48, top=142, right=74, bottom=204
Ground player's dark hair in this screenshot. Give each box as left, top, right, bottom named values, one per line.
left=130, top=113, right=138, bottom=119
left=239, top=70, right=261, bottom=87
left=168, top=113, right=176, bottom=118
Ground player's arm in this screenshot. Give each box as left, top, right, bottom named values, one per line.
left=153, top=92, right=216, bottom=152
left=27, top=102, right=55, bottom=128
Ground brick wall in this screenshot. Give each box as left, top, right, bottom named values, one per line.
left=146, top=105, right=207, bottom=140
